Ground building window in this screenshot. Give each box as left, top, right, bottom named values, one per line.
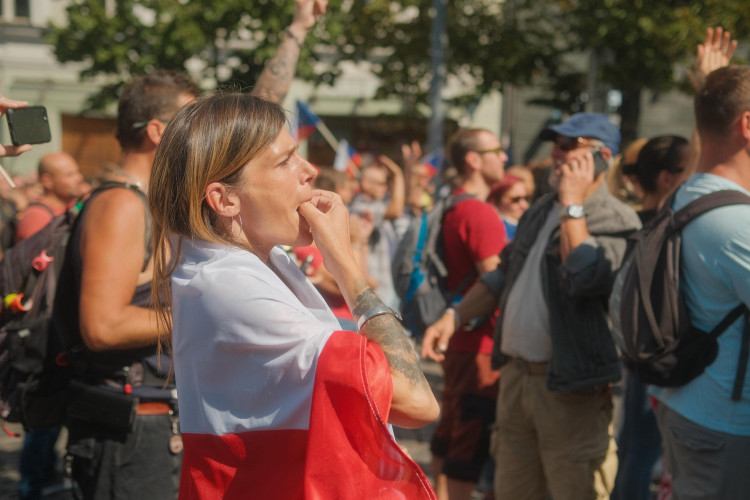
left=0, top=0, right=31, bottom=20
left=1, top=0, right=31, bottom=20
left=14, top=0, right=29, bottom=18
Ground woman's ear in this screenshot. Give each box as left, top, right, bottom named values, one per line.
left=205, top=182, right=240, bottom=217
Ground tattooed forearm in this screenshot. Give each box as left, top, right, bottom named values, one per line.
left=251, top=38, right=300, bottom=104
left=351, top=287, right=384, bottom=318
left=354, top=289, right=427, bottom=387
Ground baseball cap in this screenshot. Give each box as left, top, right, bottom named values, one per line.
left=540, top=113, right=621, bottom=155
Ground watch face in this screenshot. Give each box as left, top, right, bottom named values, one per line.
left=564, top=205, right=585, bottom=219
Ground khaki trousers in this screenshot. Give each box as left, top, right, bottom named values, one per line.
left=492, top=358, right=613, bottom=500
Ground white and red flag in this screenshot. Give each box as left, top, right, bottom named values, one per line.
left=171, top=240, right=435, bottom=499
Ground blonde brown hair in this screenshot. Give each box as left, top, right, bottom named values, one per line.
left=148, top=92, right=286, bottom=343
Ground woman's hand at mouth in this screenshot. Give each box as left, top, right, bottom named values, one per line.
left=297, top=189, right=359, bottom=279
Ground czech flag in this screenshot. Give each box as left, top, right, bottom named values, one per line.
left=333, top=139, right=363, bottom=178
left=420, top=151, right=442, bottom=178
left=292, top=100, right=321, bottom=141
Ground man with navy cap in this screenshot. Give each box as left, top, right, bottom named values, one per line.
left=423, top=112, right=641, bottom=499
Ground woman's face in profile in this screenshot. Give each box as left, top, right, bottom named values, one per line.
left=236, top=128, right=318, bottom=254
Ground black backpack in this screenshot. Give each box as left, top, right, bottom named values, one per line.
left=0, top=198, right=19, bottom=255
left=609, top=189, right=750, bottom=399
left=391, top=194, right=476, bottom=335
left=0, top=200, right=84, bottom=431
left=0, top=182, right=148, bottom=431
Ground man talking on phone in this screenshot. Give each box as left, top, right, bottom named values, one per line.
left=423, top=113, right=641, bottom=500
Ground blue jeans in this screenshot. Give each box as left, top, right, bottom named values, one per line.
left=18, top=427, right=62, bottom=500
left=613, top=370, right=661, bottom=500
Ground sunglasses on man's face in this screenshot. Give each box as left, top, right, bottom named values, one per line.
left=554, top=136, right=599, bottom=151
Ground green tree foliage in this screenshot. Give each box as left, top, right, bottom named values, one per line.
left=339, top=0, right=564, bottom=112
left=50, top=0, right=750, bottom=143
left=49, top=0, right=345, bottom=108
left=551, top=0, right=750, bottom=143
left=345, top=0, right=750, bottom=141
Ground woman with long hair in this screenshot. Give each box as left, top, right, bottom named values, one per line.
left=148, top=93, right=439, bottom=499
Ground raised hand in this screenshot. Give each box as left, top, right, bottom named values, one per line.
left=291, top=0, right=328, bottom=33
left=688, top=26, right=738, bottom=91
left=401, top=141, right=423, bottom=169
left=557, top=151, right=596, bottom=207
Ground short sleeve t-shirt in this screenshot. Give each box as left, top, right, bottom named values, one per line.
left=650, top=174, right=750, bottom=435
left=441, top=191, right=507, bottom=354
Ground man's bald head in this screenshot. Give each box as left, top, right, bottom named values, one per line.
left=38, top=152, right=84, bottom=203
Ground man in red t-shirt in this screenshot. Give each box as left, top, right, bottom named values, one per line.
left=429, top=128, right=508, bottom=499
left=14, top=152, right=84, bottom=243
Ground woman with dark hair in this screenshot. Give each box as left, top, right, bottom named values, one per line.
left=613, top=134, right=690, bottom=500
left=621, top=135, right=690, bottom=219
left=148, top=93, right=439, bottom=499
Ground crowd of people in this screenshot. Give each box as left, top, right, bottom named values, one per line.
left=0, top=5, right=748, bottom=499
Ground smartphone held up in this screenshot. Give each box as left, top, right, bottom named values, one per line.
left=5, top=106, right=52, bottom=146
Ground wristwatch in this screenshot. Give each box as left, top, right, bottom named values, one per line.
left=561, top=204, right=585, bottom=219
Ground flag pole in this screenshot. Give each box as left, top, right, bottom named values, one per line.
left=315, top=122, right=340, bottom=153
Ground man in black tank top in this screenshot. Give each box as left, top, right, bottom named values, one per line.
left=53, top=3, right=327, bottom=498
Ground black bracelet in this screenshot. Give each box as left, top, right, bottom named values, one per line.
left=284, top=27, right=304, bottom=49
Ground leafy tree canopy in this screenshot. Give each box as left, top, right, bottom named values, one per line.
left=51, top=0, right=750, bottom=141
left=342, top=0, right=749, bottom=143
left=49, top=0, right=346, bottom=108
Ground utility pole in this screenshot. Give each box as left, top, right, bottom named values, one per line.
left=427, top=0, right=447, bottom=156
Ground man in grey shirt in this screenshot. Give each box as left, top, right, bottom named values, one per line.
left=423, top=113, right=641, bottom=500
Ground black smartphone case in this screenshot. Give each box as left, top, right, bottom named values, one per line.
left=6, top=106, right=52, bottom=146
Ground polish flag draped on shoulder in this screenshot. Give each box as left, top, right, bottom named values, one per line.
left=171, top=239, right=436, bottom=499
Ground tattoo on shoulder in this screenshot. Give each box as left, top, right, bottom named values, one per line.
left=354, top=289, right=426, bottom=387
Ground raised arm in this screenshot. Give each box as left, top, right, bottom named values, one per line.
left=298, top=189, right=439, bottom=428
left=251, top=0, right=327, bottom=104
left=687, top=26, right=737, bottom=91
left=686, top=26, right=737, bottom=174
left=378, top=155, right=405, bottom=220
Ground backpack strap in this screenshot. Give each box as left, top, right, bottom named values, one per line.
left=403, top=212, right=430, bottom=304
left=731, top=309, right=750, bottom=401
left=708, top=304, right=747, bottom=338
left=672, top=189, right=750, bottom=231
left=27, top=201, right=56, bottom=218
left=404, top=193, right=477, bottom=304
left=672, top=188, right=750, bottom=401
left=441, top=193, right=478, bottom=297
